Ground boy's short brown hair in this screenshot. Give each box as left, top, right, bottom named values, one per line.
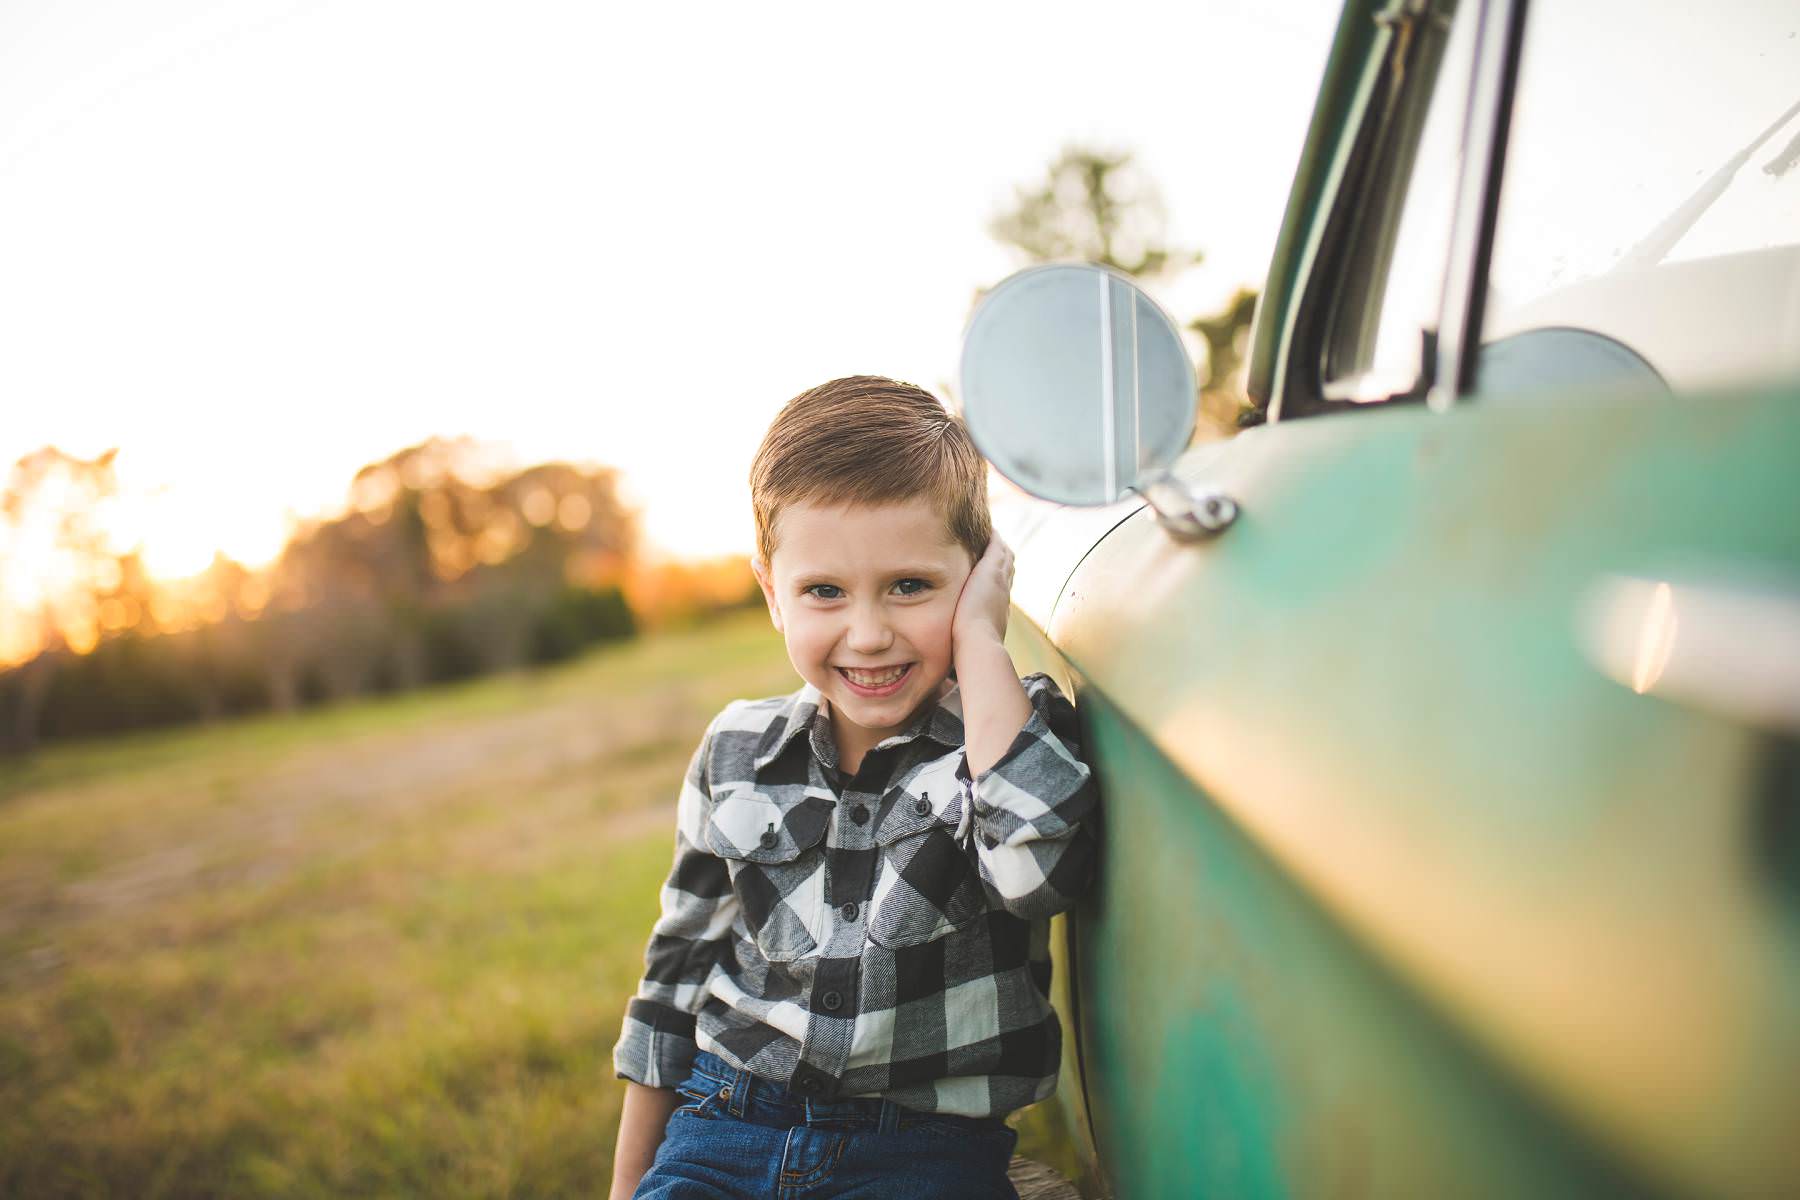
left=750, top=376, right=991, bottom=567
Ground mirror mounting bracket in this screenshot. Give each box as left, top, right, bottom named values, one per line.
left=1134, top=473, right=1239, bottom=541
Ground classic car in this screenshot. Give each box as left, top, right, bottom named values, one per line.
left=960, top=0, right=1800, bottom=1196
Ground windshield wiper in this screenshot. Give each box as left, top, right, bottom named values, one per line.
left=1614, top=95, right=1800, bottom=273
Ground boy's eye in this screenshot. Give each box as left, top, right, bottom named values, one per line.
left=891, top=578, right=930, bottom=597
left=803, top=584, right=844, bottom=600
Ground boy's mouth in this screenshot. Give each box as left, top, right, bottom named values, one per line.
left=836, top=663, right=913, bottom=697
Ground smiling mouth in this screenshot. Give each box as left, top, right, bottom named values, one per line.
left=836, top=664, right=913, bottom=695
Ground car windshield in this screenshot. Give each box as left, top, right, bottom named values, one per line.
left=1478, top=0, right=1800, bottom=393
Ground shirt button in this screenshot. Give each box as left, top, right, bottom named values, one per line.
left=850, top=804, right=869, bottom=825
left=759, top=829, right=779, bottom=849
left=913, top=797, right=932, bottom=816
left=840, top=902, right=859, bottom=922
left=821, top=990, right=843, bottom=1012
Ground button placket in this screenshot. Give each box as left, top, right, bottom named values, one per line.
left=802, top=955, right=857, bottom=1093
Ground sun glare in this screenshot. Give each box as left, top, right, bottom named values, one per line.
left=115, top=490, right=290, bottom=582
left=0, top=468, right=296, bottom=667
left=139, top=530, right=217, bottom=581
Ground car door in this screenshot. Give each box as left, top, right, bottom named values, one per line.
left=1002, top=0, right=1800, bottom=1196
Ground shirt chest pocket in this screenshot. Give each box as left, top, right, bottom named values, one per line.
left=703, top=785, right=833, bottom=962
left=868, top=768, right=986, bottom=949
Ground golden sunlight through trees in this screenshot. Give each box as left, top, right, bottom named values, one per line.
left=0, top=437, right=763, bottom=753
left=0, top=448, right=126, bottom=664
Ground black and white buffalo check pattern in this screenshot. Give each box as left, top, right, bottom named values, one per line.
left=612, top=673, right=1097, bottom=1117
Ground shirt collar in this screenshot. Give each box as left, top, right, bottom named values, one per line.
left=752, top=679, right=967, bottom=772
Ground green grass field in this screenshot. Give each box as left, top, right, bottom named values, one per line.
left=0, top=613, right=1068, bottom=1197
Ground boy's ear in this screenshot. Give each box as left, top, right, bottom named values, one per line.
left=750, top=557, right=784, bottom=633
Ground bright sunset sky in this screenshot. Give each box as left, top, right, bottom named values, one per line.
left=0, top=0, right=1337, bottom=574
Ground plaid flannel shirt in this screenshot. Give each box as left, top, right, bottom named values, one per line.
left=612, top=672, right=1096, bottom=1117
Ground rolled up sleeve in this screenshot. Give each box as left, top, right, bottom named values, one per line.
left=967, top=674, right=1098, bottom=920
left=612, top=725, right=740, bottom=1088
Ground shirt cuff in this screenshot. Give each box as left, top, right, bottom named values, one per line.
left=612, top=997, right=699, bottom=1089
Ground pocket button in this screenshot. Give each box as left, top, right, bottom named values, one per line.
left=913, top=797, right=932, bottom=816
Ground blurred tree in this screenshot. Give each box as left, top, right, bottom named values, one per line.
left=623, top=557, right=761, bottom=631
left=0, top=448, right=125, bottom=749
left=990, top=147, right=1196, bottom=278
left=1191, top=286, right=1258, bottom=392
left=269, top=437, right=638, bottom=693
left=1191, top=286, right=1261, bottom=432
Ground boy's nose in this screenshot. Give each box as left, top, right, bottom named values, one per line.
left=844, top=609, right=893, bottom=655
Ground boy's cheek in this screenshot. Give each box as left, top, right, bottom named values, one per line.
left=924, top=616, right=959, bottom=662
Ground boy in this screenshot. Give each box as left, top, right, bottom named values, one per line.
left=610, top=377, right=1096, bottom=1199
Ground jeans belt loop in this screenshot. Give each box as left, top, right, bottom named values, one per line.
left=726, top=1061, right=753, bottom=1118
left=877, top=1098, right=902, bottom=1135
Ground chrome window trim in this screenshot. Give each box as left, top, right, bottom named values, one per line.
left=1427, top=0, right=1528, bottom=410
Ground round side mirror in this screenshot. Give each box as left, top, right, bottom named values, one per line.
left=960, top=264, right=1197, bottom=506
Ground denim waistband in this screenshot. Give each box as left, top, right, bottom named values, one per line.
left=683, top=1050, right=1009, bottom=1136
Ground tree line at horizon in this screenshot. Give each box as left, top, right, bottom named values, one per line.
left=0, top=438, right=758, bottom=753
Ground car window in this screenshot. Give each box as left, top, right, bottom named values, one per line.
left=1322, top=0, right=1478, bottom=403
left=1477, top=0, right=1800, bottom=396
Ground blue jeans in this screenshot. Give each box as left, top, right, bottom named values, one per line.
left=634, top=1051, right=1020, bottom=1199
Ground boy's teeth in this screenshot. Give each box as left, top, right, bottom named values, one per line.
left=843, top=665, right=907, bottom=686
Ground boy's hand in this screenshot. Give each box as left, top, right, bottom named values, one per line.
left=953, top=537, right=1029, bottom=775
left=953, top=536, right=1015, bottom=649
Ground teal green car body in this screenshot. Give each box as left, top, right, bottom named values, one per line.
left=997, top=2, right=1800, bottom=1197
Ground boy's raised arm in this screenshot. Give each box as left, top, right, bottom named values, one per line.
left=952, top=538, right=1033, bottom=776
left=963, top=672, right=1097, bottom=918
left=953, top=538, right=1098, bottom=919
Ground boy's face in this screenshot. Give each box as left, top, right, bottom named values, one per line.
left=753, top=497, right=975, bottom=769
